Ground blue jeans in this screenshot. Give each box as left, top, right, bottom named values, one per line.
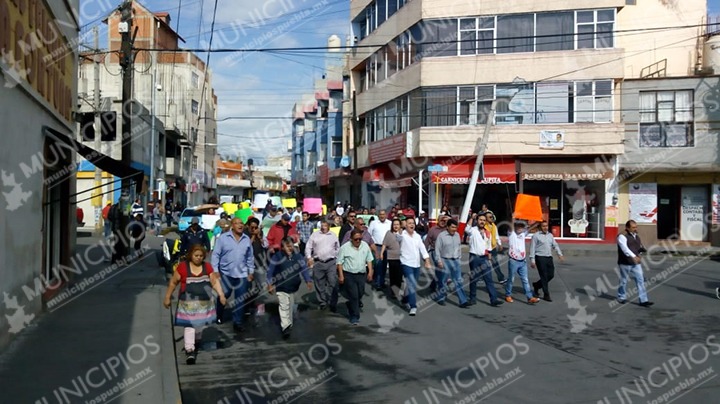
left=505, top=259, right=533, bottom=299
left=618, top=264, right=649, bottom=303
left=469, top=254, right=499, bottom=304
left=217, top=274, right=250, bottom=326
left=490, top=249, right=505, bottom=282
left=401, top=265, right=421, bottom=309
left=104, top=222, right=112, bottom=238
left=373, top=246, right=387, bottom=289
left=437, top=258, right=468, bottom=305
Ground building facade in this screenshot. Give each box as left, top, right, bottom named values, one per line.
left=78, top=2, right=218, bottom=209
left=0, top=0, right=79, bottom=350
left=347, top=0, right=707, bottom=241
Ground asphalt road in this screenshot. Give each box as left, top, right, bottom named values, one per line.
left=177, top=253, right=720, bottom=404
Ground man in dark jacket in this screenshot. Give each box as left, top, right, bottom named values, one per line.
left=180, top=217, right=211, bottom=256
left=267, top=238, right=313, bottom=338
left=616, top=220, right=653, bottom=307
left=266, top=214, right=299, bottom=255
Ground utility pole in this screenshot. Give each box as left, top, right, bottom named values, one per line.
left=93, top=26, right=102, bottom=231
left=115, top=0, right=134, bottom=264
left=460, top=101, right=496, bottom=224
left=149, top=40, right=157, bottom=212
left=351, top=90, right=358, bottom=206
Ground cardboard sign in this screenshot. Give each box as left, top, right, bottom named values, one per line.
left=222, top=202, right=238, bottom=215
left=201, top=214, right=221, bottom=231
left=253, top=193, right=270, bottom=210
left=322, top=204, right=327, bottom=215
left=282, top=198, right=297, bottom=209
left=240, top=201, right=250, bottom=209
left=270, top=196, right=282, bottom=208
left=235, top=208, right=254, bottom=223
left=513, top=194, right=543, bottom=221
left=304, top=198, right=323, bottom=214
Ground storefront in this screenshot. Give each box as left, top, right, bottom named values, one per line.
left=431, top=158, right=517, bottom=226
left=519, top=159, right=614, bottom=240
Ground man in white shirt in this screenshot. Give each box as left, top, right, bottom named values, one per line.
left=465, top=214, right=503, bottom=307
left=399, top=221, right=432, bottom=316
left=368, top=209, right=392, bottom=291
left=504, top=221, right=540, bottom=304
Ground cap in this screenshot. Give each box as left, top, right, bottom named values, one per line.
left=191, top=217, right=200, bottom=224
left=106, top=200, right=112, bottom=205
left=270, top=205, right=278, bottom=211
left=420, top=210, right=426, bottom=214
left=336, top=201, right=342, bottom=205
left=282, top=213, right=291, bottom=221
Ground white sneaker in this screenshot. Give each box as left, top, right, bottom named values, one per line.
left=409, top=307, right=417, bottom=316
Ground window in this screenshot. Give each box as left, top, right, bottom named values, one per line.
left=414, top=19, right=458, bottom=58
left=639, top=90, right=694, bottom=147
left=495, top=84, right=535, bottom=124
left=497, top=14, right=534, bottom=53
left=422, top=88, right=457, bottom=126
left=459, top=17, right=495, bottom=55
left=575, top=80, right=612, bottom=123
left=191, top=100, right=199, bottom=115
left=458, top=86, right=493, bottom=125
left=536, top=82, right=572, bottom=123
left=192, top=156, right=198, bottom=170
left=536, top=12, right=574, bottom=51
left=191, top=72, right=199, bottom=88
left=331, top=139, right=342, bottom=157
left=378, top=0, right=386, bottom=27
left=577, top=9, right=614, bottom=49
left=386, top=43, right=398, bottom=77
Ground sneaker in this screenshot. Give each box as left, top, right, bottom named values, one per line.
left=527, top=297, right=540, bottom=304
left=350, top=317, right=359, bottom=325
left=504, top=296, right=514, bottom=303
left=499, top=279, right=507, bottom=285
left=459, top=302, right=470, bottom=309
left=185, top=350, right=197, bottom=365
left=639, top=301, right=655, bottom=307
left=716, top=288, right=720, bottom=300
left=490, top=300, right=504, bottom=307
left=617, top=299, right=628, bottom=304
left=282, top=324, right=292, bottom=339
left=409, top=307, right=417, bottom=316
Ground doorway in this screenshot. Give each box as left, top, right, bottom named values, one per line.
left=657, top=185, right=680, bottom=239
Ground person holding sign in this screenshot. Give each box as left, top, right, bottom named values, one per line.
left=504, top=220, right=540, bottom=305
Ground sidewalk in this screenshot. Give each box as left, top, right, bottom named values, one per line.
left=0, top=234, right=181, bottom=404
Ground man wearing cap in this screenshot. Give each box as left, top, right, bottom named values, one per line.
left=180, top=216, right=211, bottom=256
left=266, top=213, right=299, bottom=255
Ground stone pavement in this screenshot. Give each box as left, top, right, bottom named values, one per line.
left=0, top=234, right=181, bottom=404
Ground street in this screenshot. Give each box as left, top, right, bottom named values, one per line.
left=176, top=250, right=720, bottom=404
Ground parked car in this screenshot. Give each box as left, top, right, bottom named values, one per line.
left=178, top=204, right=220, bottom=232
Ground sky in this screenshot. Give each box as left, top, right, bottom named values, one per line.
left=712, top=0, right=720, bottom=14
left=78, top=0, right=349, bottom=164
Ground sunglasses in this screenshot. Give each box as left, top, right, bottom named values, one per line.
left=352, top=237, right=362, bottom=241
left=348, top=215, right=356, bottom=218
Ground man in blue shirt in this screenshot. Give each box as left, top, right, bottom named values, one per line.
left=212, top=217, right=255, bottom=332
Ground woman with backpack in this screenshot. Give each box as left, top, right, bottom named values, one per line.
left=163, top=244, right=226, bottom=364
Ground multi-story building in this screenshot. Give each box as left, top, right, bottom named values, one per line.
left=291, top=36, right=348, bottom=203
left=347, top=0, right=707, bottom=241
left=78, top=2, right=218, bottom=209
left=616, top=29, right=720, bottom=246
left=216, top=160, right=251, bottom=202
left=0, top=0, right=81, bottom=350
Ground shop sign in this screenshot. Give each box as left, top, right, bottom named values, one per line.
left=522, top=173, right=606, bottom=181
left=539, top=130, right=565, bottom=149
left=629, top=183, right=657, bottom=224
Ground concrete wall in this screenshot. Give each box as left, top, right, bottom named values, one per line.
left=620, top=76, right=720, bottom=171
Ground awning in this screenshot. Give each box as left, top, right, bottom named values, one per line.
left=432, top=159, right=516, bottom=184
left=379, top=175, right=414, bottom=189
left=520, top=160, right=614, bottom=181
left=43, top=126, right=144, bottom=193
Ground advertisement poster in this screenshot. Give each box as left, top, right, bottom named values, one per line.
left=629, top=183, right=657, bottom=223
left=680, top=186, right=707, bottom=241
left=713, top=184, right=720, bottom=226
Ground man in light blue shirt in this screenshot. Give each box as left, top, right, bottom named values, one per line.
left=212, top=217, right=255, bottom=332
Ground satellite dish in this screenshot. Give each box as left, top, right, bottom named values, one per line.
left=340, top=156, right=350, bottom=168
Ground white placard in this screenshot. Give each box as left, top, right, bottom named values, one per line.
left=629, top=183, right=657, bottom=223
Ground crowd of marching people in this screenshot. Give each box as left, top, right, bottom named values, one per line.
left=163, top=200, right=654, bottom=365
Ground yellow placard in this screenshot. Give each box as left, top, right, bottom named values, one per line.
left=282, top=198, right=297, bottom=209
left=312, top=226, right=341, bottom=237
left=322, top=204, right=327, bottom=215
left=222, top=202, right=238, bottom=215
left=240, top=201, right=250, bottom=209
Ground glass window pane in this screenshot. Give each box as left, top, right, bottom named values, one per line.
left=595, top=80, right=612, bottom=95
left=478, top=30, right=493, bottom=54
left=640, top=112, right=656, bottom=123
left=665, top=124, right=688, bottom=146
left=479, top=17, right=495, bottom=29
left=597, top=23, right=613, bottom=48
left=378, top=0, right=387, bottom=26
left=658, top=91, right=674, bottom=101
left=536, top=82, right=570, bottom=123
left=657, top=101, right=674, bottom=122
left=460, top=18, right=476, bottom=30
left=477, top=85, right=494, bottom=100
left=576, top=96, right=594, bottom=122
left=460, top=31, right=476, bottom=55
left=675, top=90, right=692, bottom=109
left=536, top=12, right=574, bottom=51
left=577, top=25, right=594, bottom=49
left=577, top=11, right=594, bottom=23
left=388, top=0, right=398, bottom=18
left=639, top=92, right=656, bottom=113
left=595, top=97, right=612, bottom=122
left=497, top=14, right=534, bottom=53
left=597, top=9, right=615, bottom=22
left=639, top=124, right=663, bottom=147
left=576, top=81, right=593, bottom=96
